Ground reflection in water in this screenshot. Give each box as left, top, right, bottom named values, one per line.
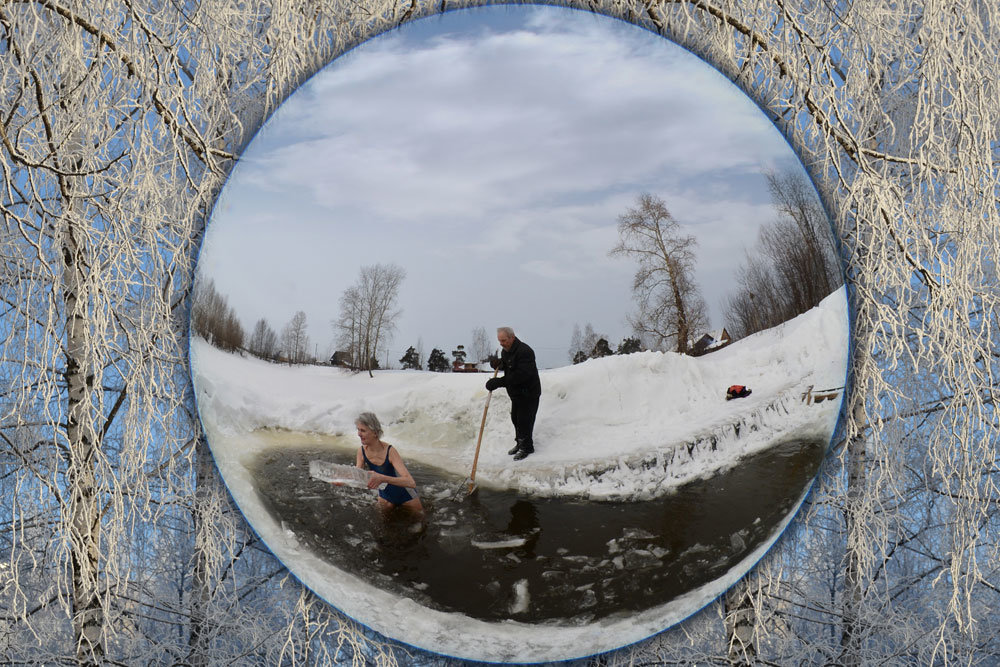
left=249, top=439, right=824, bottom=623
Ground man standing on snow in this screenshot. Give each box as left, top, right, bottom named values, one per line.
left=485, top=327, right=541, bottom=461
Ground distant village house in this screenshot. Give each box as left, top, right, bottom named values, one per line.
left=690, top=328, right=732, bottom=356
left=329, top=350, right=353, bottom=367
left=452, top=359, right=485, bottom=373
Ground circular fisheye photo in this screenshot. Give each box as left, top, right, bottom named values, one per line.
left=189, top=6, right=849, bottom=663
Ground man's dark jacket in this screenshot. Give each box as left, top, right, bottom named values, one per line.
left=497, top=338, right=541, bottom=399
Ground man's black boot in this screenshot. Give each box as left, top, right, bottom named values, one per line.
left=513, top=445, right=534, bottom=461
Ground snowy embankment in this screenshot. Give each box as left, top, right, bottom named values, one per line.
left=192, top=288, right=849, bottom=501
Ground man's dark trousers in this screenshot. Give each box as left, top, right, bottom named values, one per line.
left=511, top=395, right=539, bottom=451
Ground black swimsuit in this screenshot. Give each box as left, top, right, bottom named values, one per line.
left=361, top=445, right=418, bottom=505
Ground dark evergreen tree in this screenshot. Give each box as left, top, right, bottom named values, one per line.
left=427, top=348, right=450, bottom=372
left=572, top=350, right=589, bottom=365
left=451, top=344, right=467, bottom=367
left=617, top=337, right=642, bottom=355
left=591, top=338, right=613, bottom=358
left=399, top=346, right=421, bottom=370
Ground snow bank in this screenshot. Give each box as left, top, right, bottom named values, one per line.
left=192, top=287, right=848, bottom=500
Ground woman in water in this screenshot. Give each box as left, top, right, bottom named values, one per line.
left=354, top=412, right=423, bottom=514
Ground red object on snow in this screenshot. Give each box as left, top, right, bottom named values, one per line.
left=726, top=385, right=752, bottom=400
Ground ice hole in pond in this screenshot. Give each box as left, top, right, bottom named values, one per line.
left=248, top=435, right=825, bottom=623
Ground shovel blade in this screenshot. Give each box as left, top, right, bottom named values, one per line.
left=453, top=478, right=479, bottom=502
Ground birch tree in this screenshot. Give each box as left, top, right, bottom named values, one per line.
left=248, top=317, right=280, bottom=360
left=471, top=326, right=492, bottom=364
left=280, top=310, right=311, bottom=364
left=0, top=0, right=407, bottom=663
left=610, top=193, right=709, bottom=354
left=335, top=263, right=405, bottom=377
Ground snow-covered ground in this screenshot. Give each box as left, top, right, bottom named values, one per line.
left=190, top=287, right=849, bottom=662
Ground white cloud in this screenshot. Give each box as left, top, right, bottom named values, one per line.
left=520, top=259, right=583, bottom=281
left=199, top=6, right=822, bottom=366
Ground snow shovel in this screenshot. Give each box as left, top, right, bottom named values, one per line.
left=464, top=366, right=500, bottom=496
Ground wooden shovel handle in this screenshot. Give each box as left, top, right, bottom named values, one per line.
left=468, top=366, right=500, bottom=490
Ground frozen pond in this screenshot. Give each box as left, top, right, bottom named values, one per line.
left=248, top=433, right=825, bottom=623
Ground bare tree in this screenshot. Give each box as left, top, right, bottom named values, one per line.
left=248, top=318, right=280, bottom=360
left=335, top=264, right=405, bottom=377
left=724, top=170, right=844, bottom=339
left=568, top=323, right=584, bottom=363
left=191, top=279, right=245, bottom=351
left=471, top=326, right=492, bottom=363
left=764, top=169, right=840, bottom=295
left=610, top=194, right=709, bottom=354
left=280, top=311, right=310, bottom=364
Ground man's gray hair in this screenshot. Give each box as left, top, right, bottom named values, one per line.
left=355, top=412, right=383, bottom=438
left=497, top=326, right=515, bottom=338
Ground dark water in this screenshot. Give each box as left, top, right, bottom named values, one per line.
left=249, top=438, right=824, bottom=623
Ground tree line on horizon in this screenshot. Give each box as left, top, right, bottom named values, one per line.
left=191, top=268, right=498, bottom=374
left=190, top=279, right=316, bottom=365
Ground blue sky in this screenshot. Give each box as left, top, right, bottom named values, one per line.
left=198, top=6, right=814, bottom=369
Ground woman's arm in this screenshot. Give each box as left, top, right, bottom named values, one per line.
left=355, top=447, right=364, bottom=469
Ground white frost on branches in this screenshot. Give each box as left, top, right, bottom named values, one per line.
left=1, top=0, right=997, bottom=664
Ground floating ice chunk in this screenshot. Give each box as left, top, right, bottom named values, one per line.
left=471, top=536, right=528, bottom=549
left=510, top=579, right=529, bottom=614
left=309, top=460, right=385, bottom=490
left=649, top=545, right=670, bottom=559
left=439, top=525, right=473, bottom=554
left=622, top=527, right=656, bottom=540
left=624, top=549, right=661, bottom=570
left=684, top=542, right=712, bottom=556
left=563, top=555, right=592, bottom=565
